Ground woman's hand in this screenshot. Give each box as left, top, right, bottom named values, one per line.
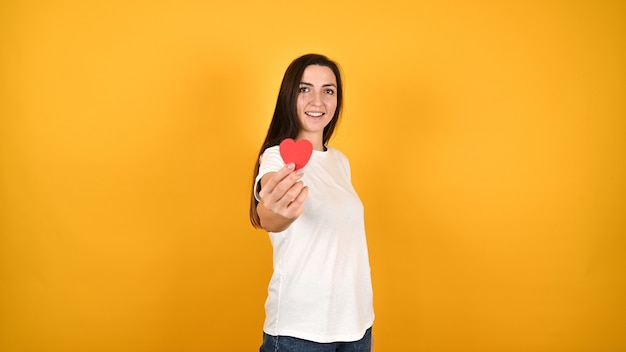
left=257, top=163, right=308, bottom=232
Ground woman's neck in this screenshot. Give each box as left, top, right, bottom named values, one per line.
left=296, top=133, right=325, bottom=151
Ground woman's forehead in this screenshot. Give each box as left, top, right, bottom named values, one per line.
left=301, top=65, right=337, bottom=84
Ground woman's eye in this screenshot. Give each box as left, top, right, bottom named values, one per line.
left=299, top=87, right=309, bottom=93
left=325, top=89, right=335, bottom=95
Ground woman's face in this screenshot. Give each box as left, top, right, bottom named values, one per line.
left=296, top=65, right=337, bottom=142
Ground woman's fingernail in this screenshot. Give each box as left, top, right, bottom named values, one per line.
left=296, top=169, right=304, bottom=176
left=287, top=163, right=295, bottom=170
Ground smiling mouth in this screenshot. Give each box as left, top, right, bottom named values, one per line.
left=305, top=112, right=325, bottom=117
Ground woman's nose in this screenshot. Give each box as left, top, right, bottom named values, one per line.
left=311, top=91, right=322, bottom=105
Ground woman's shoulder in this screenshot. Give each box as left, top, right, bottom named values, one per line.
left=260, top=145, right=280, bottom=157
left=264, top=145, right=280, bottom=152
left=326, top=145, right=346, bottom=155
left=325, top=146, right=350, bottom=163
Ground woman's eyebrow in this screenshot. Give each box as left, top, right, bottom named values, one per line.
left=299, top=82, right=337, bottom=88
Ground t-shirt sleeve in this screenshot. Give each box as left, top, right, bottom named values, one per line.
left=254, top=146, right=284, bottom=202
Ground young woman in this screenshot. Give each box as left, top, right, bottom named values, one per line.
left=250, top=54, right=374, bottom=352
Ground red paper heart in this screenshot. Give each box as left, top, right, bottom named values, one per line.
left=279, top=138, right=313, bottom=170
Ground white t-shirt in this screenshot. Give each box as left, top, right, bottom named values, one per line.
left=254, top=145, right=374, bottom=343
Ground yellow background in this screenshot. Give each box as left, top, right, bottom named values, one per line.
left=1, top=1, right=625, bottom=351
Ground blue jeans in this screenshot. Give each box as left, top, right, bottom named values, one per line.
left=260, top=327, right=372, bottom=352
